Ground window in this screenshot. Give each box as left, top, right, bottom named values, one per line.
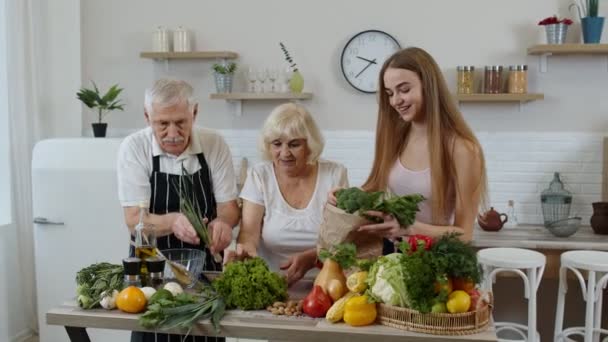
left=0, top=0, right=11, bottom=225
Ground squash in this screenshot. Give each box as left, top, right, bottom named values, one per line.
left=314, top=259, right=347, bottom=302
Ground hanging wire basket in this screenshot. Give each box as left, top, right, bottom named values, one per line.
left=540, top=172, right=572, bottom=227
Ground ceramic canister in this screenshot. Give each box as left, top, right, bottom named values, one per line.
left=173, top=27, right=192, bottom=52
left=152, top=26, right=170, bottom=52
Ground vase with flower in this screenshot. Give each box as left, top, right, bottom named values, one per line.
left=279, top=42, right=304, bottom=93
left=570, top=0, right=604, bottom=43
left=538, top=16, right=574, bottom=44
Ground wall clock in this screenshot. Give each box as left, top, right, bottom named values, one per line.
left=340, top=30, right=401, bottom=93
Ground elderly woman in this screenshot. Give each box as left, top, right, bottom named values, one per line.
left=236, top=103, right=348, bottom=286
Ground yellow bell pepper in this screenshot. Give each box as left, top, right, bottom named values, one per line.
left=343, top=295, right=377, bottom=326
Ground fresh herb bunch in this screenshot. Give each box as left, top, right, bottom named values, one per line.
left=76, top=81, right=124, bottom=123
left=76, top=262, right=124, bottom=309
left=318, top=243, right=357, bottom=269
left=399, top=249, right=437, bottom=313
left=212, top=257, right=288, bottom=310
left=139, top=289, right=225, bottom=334
left=279, top=42, right=298, bottom=72
left=335, top=187, right=425, bottom=227
left=429, top=233, right=482, bottom=284
left=212, top=62, right=237, bottom=75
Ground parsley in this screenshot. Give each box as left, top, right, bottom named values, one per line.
left=430, top=233, right=482, bottom=284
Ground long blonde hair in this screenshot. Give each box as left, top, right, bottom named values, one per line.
left=362, top=47, right=487, bottom=225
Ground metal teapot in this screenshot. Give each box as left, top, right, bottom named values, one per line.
left=478, top=207, right=508, bottom=232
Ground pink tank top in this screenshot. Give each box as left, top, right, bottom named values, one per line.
left=387, top=159, right=454, bottom=225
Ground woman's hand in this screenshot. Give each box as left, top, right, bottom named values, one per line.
left=223, top=241, right=257, bottom=264
left=170, top=213, right=200, bottom=245
left=357, top=210, right=408, bottom=239
left=327, top=187, right=343, bottom=206
left=279, top=251, right=317, bottom=286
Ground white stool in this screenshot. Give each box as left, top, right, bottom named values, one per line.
left=478, top=247, right=546, bottom=342
left=554, top=250, right=608, bottom=342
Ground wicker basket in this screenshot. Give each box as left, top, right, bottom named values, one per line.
left=377, top=299, right=493, bottom=335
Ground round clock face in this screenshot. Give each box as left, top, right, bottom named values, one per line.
left=340, top=30, right=401, bottom=93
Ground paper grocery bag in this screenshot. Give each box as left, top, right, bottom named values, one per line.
left=317, top=203, right=383, bottom=259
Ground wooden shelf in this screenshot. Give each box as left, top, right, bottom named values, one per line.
left=140, top=51, right=238, bottom=60
left=210, top=92, right=313, bottom=116
left=527, top=44, right=608, bottom=55
left=455, top=93, right=544, bottom=103
left=210, top=92, right=313, bottom=100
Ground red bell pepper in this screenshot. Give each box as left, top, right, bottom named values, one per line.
left=407, top=234, right=433, bottom=252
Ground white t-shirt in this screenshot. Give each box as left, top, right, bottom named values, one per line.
left=239, top=160, right=349, bottom=273
left=117, top=126, right=237, bottom=207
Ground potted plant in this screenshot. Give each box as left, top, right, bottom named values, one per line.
left=538, top=16, right=573, bottom=44
left=212, top=62, right=237, bottom=93
left=279, top=42, right=304, bottom=93
left=77, top=82, right=124, bottom=137
left=569, top=0, right=605, bottom=43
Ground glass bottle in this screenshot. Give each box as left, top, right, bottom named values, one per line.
left=146, top=257, right=166, bottom=290
left=504, top=200, right=518, bottom=228
left=540, top=172, right=573, bottom=226
left=134, top=201, right=157, bottom=286
left=484, top=65, right=503, bottom=94
left=122, top=257, right=142, bottom=287
left=457, top=66, right=475, bottom=94
left=508, top=65, right=528, bottom=94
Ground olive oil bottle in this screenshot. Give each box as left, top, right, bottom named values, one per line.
left=134, top=202, right=156, bottom=286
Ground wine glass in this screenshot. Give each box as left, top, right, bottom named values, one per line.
left=247, top=67, right=257, bottom=93
left=283, top=67, right=293, bottom=93
left=256, top=68, right=267, bottom=93
left=267, top=68, right=278, bottom=92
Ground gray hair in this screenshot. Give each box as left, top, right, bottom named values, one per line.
left=259, top=103, right=325, bottom=164
left=144, top=79, right=197, bottom=116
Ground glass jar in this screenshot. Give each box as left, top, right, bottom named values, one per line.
left=484, top=65, right=503, bottom=94
left=508, top=65, right=528, bottom=94
left=456, top=66, right=475, bottom=94
left=122, top=257, right=142, bottom=287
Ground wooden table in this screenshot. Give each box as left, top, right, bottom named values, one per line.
left=47, top=302, right=498, bottom=342
left=472, top=224, right=608, bottom=278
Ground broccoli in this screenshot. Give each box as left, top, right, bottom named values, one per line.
left=335, top=187, right=425, bottom=227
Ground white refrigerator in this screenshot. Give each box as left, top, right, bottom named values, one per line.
left=32, top=138, right=130, bottom=342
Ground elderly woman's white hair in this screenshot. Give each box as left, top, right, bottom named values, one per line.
left=259, top=103, right=325, bottom=164
left=144, top=79, right=197, bottom=116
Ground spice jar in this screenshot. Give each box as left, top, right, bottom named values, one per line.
left=456, top=66, right=475, bottom=94
left=146, top=257, right=166, bottom=290
left=508, top=65, right=528, bottom=94
left=484, top=65, right=503, bottom=94
left=122, top=257, right=142, bottom=287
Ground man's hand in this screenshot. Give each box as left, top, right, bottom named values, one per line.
left=171, top=213, right=200, bottom=245
left=279, top=251, right=317, bottom=286
left=208, top=218, right=233, bottom=254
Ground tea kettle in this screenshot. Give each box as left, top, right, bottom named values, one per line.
left=478, top=207, right=508, bottom=231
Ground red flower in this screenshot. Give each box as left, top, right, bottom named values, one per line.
left=538, top=16, right=573, bottom=25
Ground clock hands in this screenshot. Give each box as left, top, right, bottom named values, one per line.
left=355, top=58, right=377, bottom=78
left=356, top=56, right=378, bottom=64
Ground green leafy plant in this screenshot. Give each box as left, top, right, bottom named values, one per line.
left=318, top=243, right=357, bottom=269
left=279, top=42, right=299, bottom=72
left=212, top=62, right=237, bottom=74
left=76, top=81, right=124, bottom=123
left=588, top=0, right=599, bottom=17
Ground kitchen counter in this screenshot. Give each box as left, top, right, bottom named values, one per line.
left=472, top=224, right=608, bottom=251
left=47, top=302, right=497, bottom=342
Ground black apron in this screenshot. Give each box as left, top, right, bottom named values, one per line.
left=131, top=152, right=224, bottom=342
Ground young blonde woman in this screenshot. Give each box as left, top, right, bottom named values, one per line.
left=236, top=103, right=348, bottom=285
left=330, top=47, right=486, bottom=251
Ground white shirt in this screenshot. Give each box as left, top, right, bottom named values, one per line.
left=117, top=126, right=237, bottom=207
left=239, top=160, right=349, bottom=273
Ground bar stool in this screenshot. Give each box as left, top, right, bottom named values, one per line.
left=477, top=247, right=546, bottom=342
left=554, top=250, right=608, bottom=342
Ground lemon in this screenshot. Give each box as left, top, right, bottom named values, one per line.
left=446, top=290, right=471, bottom=313
left=346, top=271, right=368, bottom=293
left=116, top=286, right=147, bottom=313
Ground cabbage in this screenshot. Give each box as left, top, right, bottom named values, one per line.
left=367, top=253, right=410, bottom=307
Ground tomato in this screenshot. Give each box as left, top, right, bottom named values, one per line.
left=434, top=276, right=453, bottom=295
left=302, top=285, right=332, bottom=318
left=452, top=277, right=476, bottom=292
left=468, top=288, right=481, bottom=312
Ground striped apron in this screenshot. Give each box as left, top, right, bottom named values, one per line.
left=131, top=152, right=224, bottom=342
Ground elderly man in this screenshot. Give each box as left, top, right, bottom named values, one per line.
left=117, top=79, right=238, bottom=341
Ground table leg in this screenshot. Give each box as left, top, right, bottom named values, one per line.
left=65, top=326, right=91, bottom=342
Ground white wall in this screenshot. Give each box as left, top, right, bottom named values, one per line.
left=80, top=0, right=608, bottom=133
